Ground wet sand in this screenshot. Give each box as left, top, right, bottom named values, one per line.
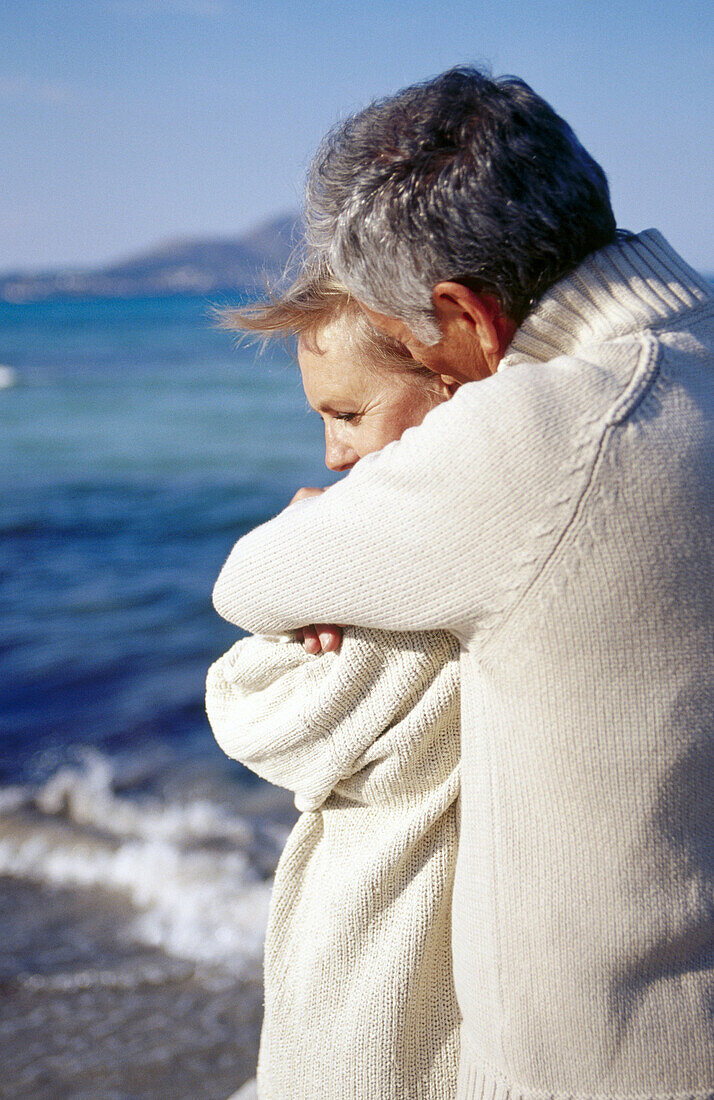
left=0, top=877, right=263, bottom=1100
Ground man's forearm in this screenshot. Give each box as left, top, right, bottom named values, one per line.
left=212, top=414, right=470, bottom=638
left=211, top=369, right=572, bottom=645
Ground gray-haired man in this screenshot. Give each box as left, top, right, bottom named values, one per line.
left=214, top=68, right=714, bottom=1099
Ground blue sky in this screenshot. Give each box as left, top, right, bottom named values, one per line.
left=2, top=0, right=712, bottom=272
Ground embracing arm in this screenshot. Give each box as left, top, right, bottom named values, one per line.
left=213, top=385, right=490, bottom=640
left=212, top=360, right=615, bottom=642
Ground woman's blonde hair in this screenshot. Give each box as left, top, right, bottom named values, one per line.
left=218, top=258, right=435, bottom=381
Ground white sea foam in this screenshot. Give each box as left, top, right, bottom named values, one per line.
left=0, top=364, right=17, bottom=388
left=0, top=786, right=28, bottom=813
left=0, top=755, right=288, bottom=978
left=35, top=751, right=266, bottom=847
left=17, top=959, right=194, bottom=994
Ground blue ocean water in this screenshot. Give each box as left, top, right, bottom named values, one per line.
left=0, top=294, right=334, bottom=1097
left=0, top=293, right=333, bottom=783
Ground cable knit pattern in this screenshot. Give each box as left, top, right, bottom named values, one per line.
left=206, top=627, right=461, bottom=1099
left=212, top=231, right=714, bottom=1099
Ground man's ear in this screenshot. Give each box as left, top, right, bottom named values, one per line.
left=438, top=375, right=462, bottom=396
left=432, top=282, right=514, bottom=372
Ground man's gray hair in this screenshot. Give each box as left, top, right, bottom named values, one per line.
left=305, top=66, right=617, bottom=342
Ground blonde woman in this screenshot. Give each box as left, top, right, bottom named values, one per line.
left=207, top=267, right=462, bottom=1100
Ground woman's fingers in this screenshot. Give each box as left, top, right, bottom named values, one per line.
left=294, top=623, right=343, bottom=653
left=315, top=624, right=342, bottom=652
left=301, top=625, right=322, bottom=654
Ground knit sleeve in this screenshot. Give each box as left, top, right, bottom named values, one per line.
left=205, top=627, right=459, bottom=811
left=212, top=358, right=624, bottom=643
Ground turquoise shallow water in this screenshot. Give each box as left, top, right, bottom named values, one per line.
left=1, top=292, right=335, bottom=781
left=0, top=293, right=333, bottom=1097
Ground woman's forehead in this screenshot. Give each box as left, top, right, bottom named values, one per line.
left=298, top=333, right=371, bottom=403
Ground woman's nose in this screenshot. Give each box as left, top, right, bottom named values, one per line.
left=324, top=426, right=359, bottom=472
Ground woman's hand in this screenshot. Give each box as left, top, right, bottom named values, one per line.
left=293, top=623, right=343, bottom=654
left=289, top=486, right=343, bottom=653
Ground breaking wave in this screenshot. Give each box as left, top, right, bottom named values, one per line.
left=0, top=752, right=291, bottom=978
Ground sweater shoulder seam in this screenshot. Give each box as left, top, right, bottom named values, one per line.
left=480, top=332, right=661, bottom=653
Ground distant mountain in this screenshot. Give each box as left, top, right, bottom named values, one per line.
left=3, top=221, right=709, bottom=305
left=0, top=214, right=302, bottom=304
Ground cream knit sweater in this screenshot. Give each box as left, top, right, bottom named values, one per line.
left=213, top=231, right=714, bottom=1099
left=206, top=628, right=461, bottom=1100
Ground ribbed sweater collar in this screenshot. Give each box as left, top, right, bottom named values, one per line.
left=500, top=229, right=712, bottom=369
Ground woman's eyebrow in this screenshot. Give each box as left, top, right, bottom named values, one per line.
left=314, top=399, right=357, bottom=415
